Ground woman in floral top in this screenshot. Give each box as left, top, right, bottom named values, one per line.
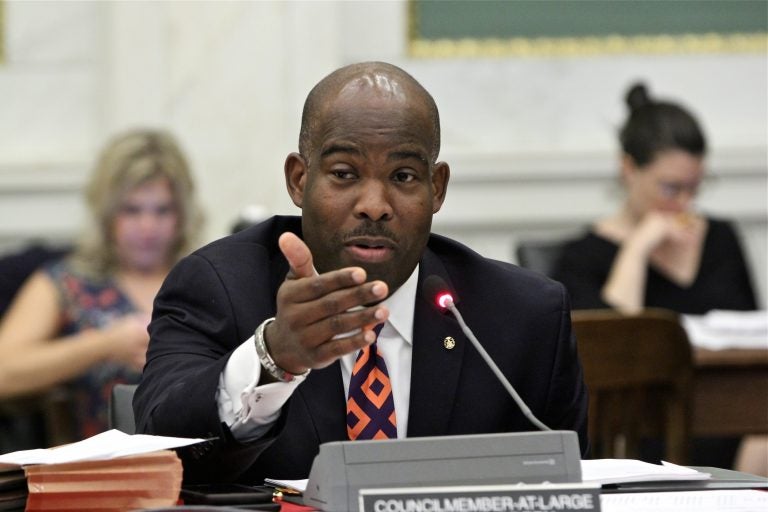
left=0, top=129, right=204, bottom=442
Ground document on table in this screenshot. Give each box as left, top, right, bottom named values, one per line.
left=581, top=459, right=710, bottom=484
left=265, top=478, right=308, bottom=493
left=601, top=490, right=768, bottom=511
left=683, top=309, right=768, bottom=350
left=0, top=429, right=206, bottom=465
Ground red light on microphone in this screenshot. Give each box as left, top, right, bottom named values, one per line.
left=424, top=275, right=456, bottom=311
left=436, top=292, right=453, bottom=309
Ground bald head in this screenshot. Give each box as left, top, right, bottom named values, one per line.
left=298, top=62, right=441, bottom=161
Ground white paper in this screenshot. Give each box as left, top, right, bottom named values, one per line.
left=683, top=310, right=768, bottom=350
left=0, top=429, right=206, bottom=465
left=601, top=489, right=768, bottom=511
left=580, top=459, right=710, bottom=485
left=265, top=477, right=308, bottom=493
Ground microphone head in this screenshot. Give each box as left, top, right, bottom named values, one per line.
left=423, top=275, right=455, bottom=309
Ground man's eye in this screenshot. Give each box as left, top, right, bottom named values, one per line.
left=393, top=171, right=416, bottom=183
left=332, top=170, right=357, bottom=180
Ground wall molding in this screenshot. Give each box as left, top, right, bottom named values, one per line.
left=444, top=147, right=767, bottom=184
left=0, top=162, right=89, bottom=192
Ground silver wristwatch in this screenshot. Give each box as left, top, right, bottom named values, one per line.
left=254, top=317, right=309, bottom=383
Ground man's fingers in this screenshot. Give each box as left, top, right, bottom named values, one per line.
left=279, top=232, right=316, bottom=279
left=312, top=324, right=383, bottom=366
left=267, top=304, right=389, bottom=374
left=320, top=304, right=388, bottom=344
left=286, top=301, right=388, bottom=349
left=282, top=268, right=374, bottom=306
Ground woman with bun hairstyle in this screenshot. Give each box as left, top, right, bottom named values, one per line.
left=554, top=83, right=756, bottom=315
left=554, top=83, right=762, bottom=473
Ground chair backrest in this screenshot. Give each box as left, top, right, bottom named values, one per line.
left=0, top=243, right=71, bottom=316
left=109, top=383, right=138, bottom=434
left=515, top=239, right=567, bottom=278
left=571, top=308, right=693, bottom=464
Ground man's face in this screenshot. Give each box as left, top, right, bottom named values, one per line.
left=286, top=78, right=448, bottom=295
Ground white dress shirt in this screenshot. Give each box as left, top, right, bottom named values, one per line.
left=217, top=266, right=418, bottom=442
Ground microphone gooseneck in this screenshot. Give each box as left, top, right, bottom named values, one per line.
left=424, top=275, right=551, bottom=432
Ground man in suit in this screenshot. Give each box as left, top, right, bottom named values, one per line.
left=134, top=61, right=588, bottom=483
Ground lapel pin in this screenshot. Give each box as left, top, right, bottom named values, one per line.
left=443, top=336, right=456, bottom=350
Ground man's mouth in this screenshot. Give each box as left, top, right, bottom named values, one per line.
left=344, top=237, right=396, bottom=263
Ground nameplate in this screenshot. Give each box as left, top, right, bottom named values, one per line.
left=358, top=483, right=601, bottom=512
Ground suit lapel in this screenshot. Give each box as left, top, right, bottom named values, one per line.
left=407, top=250, right=467, bottom=437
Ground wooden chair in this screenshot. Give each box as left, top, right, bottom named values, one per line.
left=571, top=308, right=693, bottom=464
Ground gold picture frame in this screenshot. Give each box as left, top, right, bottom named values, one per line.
left=408, top=0, right=768, bottom=58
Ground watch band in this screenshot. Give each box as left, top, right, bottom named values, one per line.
left=254, top=317, right=309, bottom=383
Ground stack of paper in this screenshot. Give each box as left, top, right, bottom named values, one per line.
left=581, top=459, right=711, bottom=484
left=0, top=430, right=206, bottom=511
left=682, top=310, right=768, bottom=350
left=24, top=450, right=182, bottom=511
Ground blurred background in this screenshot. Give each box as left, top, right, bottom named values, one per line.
left=0, top=0, right=765, bottom=306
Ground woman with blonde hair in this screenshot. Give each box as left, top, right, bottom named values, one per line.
left=0, top=128, right=203, bottom=442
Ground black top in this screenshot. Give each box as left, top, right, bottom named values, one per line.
left=553, top=217, right=757, bottom=314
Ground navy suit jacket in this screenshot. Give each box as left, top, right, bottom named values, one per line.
left=134, top=216, right=588, bottom=483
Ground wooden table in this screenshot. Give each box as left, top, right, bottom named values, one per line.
left=691, top=347, right=768, bottom=437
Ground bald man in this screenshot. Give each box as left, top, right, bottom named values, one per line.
left=134, top=62, right=588, bottom=483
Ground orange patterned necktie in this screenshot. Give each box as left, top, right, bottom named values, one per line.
left=346, top=325, right=397, bottom=440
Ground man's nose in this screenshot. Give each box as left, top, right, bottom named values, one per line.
left=354, top=179, right=393, bottom=221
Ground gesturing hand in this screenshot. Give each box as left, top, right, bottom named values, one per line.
left=264, top=232, right=389, bottom=376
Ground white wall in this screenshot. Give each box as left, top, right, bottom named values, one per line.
left=0, top=0, right=765, bottom=305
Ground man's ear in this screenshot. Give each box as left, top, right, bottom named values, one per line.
left=284, top=152, right=308, bottom=208
left=431, top=161, right=450, bottom=213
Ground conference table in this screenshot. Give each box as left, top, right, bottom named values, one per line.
left=2, top=347, right=767, bottom=512
left=691, top=346, right=768, bottom=437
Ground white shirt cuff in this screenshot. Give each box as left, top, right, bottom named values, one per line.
left=217, top=334, right=305, bottom=442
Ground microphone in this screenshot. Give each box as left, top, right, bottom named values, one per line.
left=423, top=275, right=551, bottom=432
